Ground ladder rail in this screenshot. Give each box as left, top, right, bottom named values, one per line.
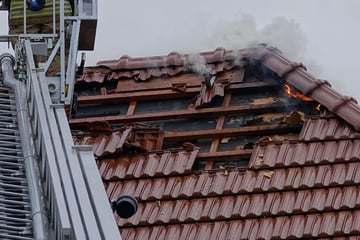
left=0, top=0, right=120, bottom=239
left=24, top=43, right=80, bottom=239
left=24, top=40, right=120, bottom=239
left=1, top=54, right=46, bottom=240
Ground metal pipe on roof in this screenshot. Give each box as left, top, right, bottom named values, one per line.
left=0, top=53, right=48, bottom=240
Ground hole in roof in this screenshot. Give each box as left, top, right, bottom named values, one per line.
left=71, top=60, right=323, bottom=173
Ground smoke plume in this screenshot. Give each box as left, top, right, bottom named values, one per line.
left=187, top=54, right=207, bottom=75
left=209, top=14, right=308, bottom=61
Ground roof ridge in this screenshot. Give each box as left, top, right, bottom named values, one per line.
left=96, top=47, right=251, bottom=70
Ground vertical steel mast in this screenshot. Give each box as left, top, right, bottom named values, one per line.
left=0, top=1, right=121, bottom=239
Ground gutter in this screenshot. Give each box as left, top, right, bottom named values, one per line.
left=0, top=53, right=48, bottom=240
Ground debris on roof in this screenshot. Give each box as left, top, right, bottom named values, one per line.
left=70, top=44, right=360, bottom=239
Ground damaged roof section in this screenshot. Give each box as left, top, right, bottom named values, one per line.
left=71, top=46, right=321, bottom=171
left=76, top=45, right=360, bottom=129
left=70, top=44, right=360, bottom=239
left=70, top=68, right=320, bottom=169
left=74, top=124, right=165, bottom=156
left=97, top=146, right=199, bottom=180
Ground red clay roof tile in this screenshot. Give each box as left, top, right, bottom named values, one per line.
left=250, top=140, right=360, bottom=169
left=74, top=125, right=167, bottom=157
left=192, top=78, right=232, bottom=108
left=105, top=162, right=360, bottom=203
left=300, top=117, right=360, bottom=141
left=78, top=66, right=110, bottom=83
left=99, top=148, right=199, bottom=180
left=120, top=211, right=360, bottom=240
left=96, top=47, right=235, bottom=70
left=118, top=186, right=360, bottom=227
left=72, top=44, right=360, bottom=239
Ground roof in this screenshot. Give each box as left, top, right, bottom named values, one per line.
left=70, top=44, right=360, bottom=239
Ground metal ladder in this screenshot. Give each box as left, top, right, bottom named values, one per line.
left=0, top=0, right=121, bottom=239
left=0, top=86, right=33, bottom=239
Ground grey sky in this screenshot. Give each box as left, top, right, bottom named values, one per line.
left=1, top=0, right=359, bottom=100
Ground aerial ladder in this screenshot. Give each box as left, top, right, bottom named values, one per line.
left=0, top=0, right=121, bottom=239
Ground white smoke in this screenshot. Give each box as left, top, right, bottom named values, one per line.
left=209, top=14, right=308, bottom=61
left=185, top=14, right=321, bottom=77
left=187, top=54, right=207, bottom=74
left=190, top=14, right=327, bottom=81
left=183, top=14, right=320, bottom=79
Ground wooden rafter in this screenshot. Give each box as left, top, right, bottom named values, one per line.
left=75, top=82, right=280, bottom=105
left=164, top=124, right=301, bottom=141
left=69, top=101, right=309, bottom=127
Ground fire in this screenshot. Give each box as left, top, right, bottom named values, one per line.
left=315, top=104, right=321, bottom=111
left=284, top=84, right=313, bottom=101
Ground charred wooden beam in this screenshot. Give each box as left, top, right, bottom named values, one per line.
left=163, top=124, right=301, bottom=141
left=77, top=87, right=199, bottom=104
left=69, top=101, right=307, bottom=127
left=197, top=149, right=253, bottom=159
left=75, top=82, right=280, bottom=105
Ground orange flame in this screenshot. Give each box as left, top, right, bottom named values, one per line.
left=284, top=84, right=313, bottom=101
left=315, top=104, right=321, bottom=111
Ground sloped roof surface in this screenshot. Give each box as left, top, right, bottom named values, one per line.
left=71, top=44, right=360, bottom=239
left=77, top=45, right=360, bottom=130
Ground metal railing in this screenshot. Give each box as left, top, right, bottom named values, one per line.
left=1, top=0, right=98, bottom=104
left=23, top=39, right=120, bottom=239
left=0, top=1, right=120, bottom=237
left=1, top=46, right=120, bottom=240
left=1, top=53, right=46, bottom=240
